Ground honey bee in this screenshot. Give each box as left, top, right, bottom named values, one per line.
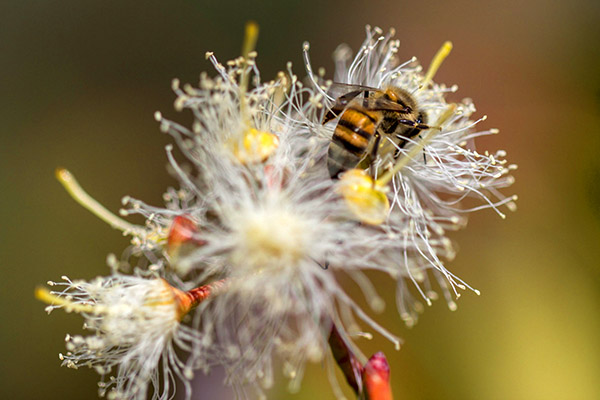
left=323, top=83, right=433, bottom=178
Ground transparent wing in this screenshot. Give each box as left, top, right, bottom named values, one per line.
left=326, top=82, right=380, bottom=103
left=323, top=83, right=412, bottom=124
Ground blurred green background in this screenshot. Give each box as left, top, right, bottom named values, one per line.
left=1, top=0, right=599, bottom=399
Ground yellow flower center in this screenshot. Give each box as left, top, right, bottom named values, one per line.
left=231, top=128, right=279, bottom=164
left=339, top=169, right=389, bottom=225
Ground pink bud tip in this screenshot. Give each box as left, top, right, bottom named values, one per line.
left=363, top=352, right=393, bottom=400
left=167, top=215, right=206, bottom=256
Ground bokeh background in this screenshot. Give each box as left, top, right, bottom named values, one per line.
left=1, top=0, right=599, bottom=399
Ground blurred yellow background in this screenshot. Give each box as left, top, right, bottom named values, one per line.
left=1, top=0, right=599, bottom=399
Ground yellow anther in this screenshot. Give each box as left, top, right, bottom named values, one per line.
left=231, top=129, right=279, bottom=164
left=339, top=169, right=389, bottom=225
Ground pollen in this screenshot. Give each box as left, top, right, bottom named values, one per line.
left=231, top=128, right=279, bottom=164
left=339, top=169, right=389, bottom=225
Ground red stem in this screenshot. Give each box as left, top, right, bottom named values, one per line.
left=185, top=279, right=228, bottom=308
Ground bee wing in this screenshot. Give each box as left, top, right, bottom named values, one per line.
left=328, top=83, right=413, bottom=112
left=326, top=82, right=380, bottom=104
left=351, top=97, right=412, bottom=113
left=323, top=83, right=412, bottom=124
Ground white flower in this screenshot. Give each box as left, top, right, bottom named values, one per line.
left=39, top=275, right=206, bottom=400
left=120, top=52, right=415, bottom=398
left=44, top=24, right=517, bottom=399
left=302, top=26, right=517, bottom=323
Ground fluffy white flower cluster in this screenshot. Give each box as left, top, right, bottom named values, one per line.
left=39, top=276, right=204, bottom=399
left=38, top=25, right=515, bottom=400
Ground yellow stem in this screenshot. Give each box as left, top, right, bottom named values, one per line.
left=35, top=286, right=97, bottom=314
left=55, top=168, right=143, bottom=234
left=420, top=41, right=453, bottom=89
left=376, top=104, right=457, bottom=186
left=239, top=21, right=259, bottom=122
left=241, top=21, right=259, bottom=66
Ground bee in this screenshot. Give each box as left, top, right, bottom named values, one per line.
left=323, top=83, right=433, bottom=178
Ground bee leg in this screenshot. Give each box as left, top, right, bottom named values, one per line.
left=369, top=132, right=382, bottom=178
left=311, top=257, right=329, bottom=270
left=397, top=119, right=440, bottom=131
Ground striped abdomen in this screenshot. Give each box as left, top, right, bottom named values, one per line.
left=327, top=108, right=380, bottom=178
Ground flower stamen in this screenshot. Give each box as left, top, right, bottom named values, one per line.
left=420, top=41, right=453, bottom=89
left=55, top=168, right=144, bottom=236
left=239, top=21, right=259, bottom=95
left=239, top=20, right=259, bottom=125
left=35, top=286, right=97, bottom=314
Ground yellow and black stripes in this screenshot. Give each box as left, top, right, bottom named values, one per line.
left=325, top=85, right=428, bottom=179
left=328, top=107, right=380, bottom=178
